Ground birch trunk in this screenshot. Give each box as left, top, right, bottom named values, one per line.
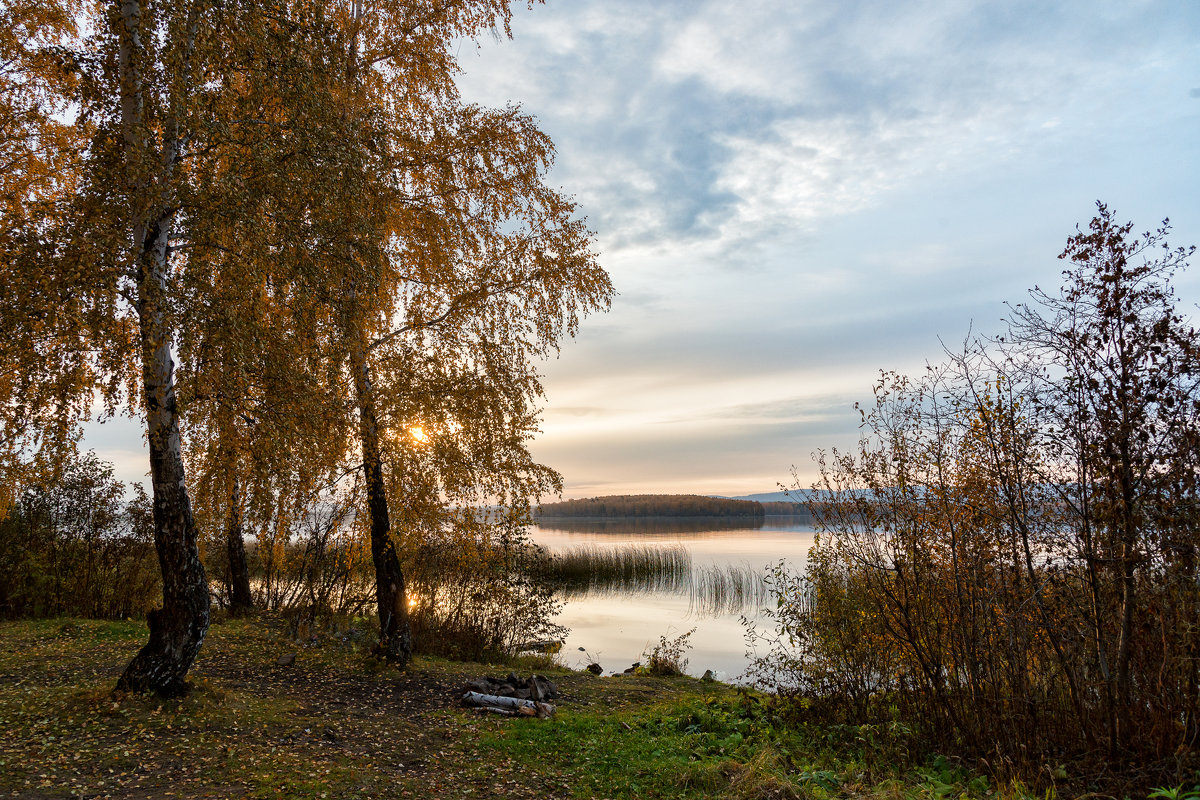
left=114, top=0, right=210, bottom=696
left=341, top=0, right=411, bottom=666
left=115, top=209, right=210, bottom=695
left=350, top=334, right=412, bottom=666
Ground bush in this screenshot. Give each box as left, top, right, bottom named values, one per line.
left=0, top=452, right=159, bottom=619
left=641, top=628, right=695, bottom=676
left=404, top=515, right=565, bottom=662
left=749, top=206, right=1200, bottom=793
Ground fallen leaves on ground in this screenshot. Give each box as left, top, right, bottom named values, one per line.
left=0, top=616, right=714, bottom=799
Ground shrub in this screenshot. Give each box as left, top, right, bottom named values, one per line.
left=0, top=452, right=159, bottom=619
left=641, top=627, right=695, bottom=676
left=749, top=206, right=1200, bottom=793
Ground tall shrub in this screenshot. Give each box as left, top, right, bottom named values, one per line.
left=752, top=206, right=1200, bottom=782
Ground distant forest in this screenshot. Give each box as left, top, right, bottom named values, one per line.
left=537, top=494, right=811, bottom=519
left=758, top=501, right=811, bottom=517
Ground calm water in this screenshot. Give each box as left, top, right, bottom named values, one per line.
left=529, top=518, right=816, bottom=682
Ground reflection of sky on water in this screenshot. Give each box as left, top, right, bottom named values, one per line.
left=530, top=520, right=815, bottom=681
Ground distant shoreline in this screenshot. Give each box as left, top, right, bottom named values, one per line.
left=535, top=493, right=809, bottom=521
left=535, top=512, right=813, bottom=523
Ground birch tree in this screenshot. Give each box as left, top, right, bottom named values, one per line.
left=1, top=0, right=345, bottom=694
left=333, top=27, right=611, bottom=666
left=4, top=0, right=611, bottom=690
left=0, top=0, right=215, bottom=694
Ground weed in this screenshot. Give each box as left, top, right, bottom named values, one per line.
left=642, top=628, right=696, bottom=676
left=1150, top=785, right=1200, bottom=800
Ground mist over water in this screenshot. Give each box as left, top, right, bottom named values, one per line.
left=530, top=518, right=816, bottom=681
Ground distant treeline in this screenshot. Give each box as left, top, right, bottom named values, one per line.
left=759, top=501, right=812, bottom=518
left=537, top=494, right=811, bottom=519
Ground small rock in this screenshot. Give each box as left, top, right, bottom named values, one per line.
left=701, top=669, right=715, bottom=683
left=276, top=652, right=296, bottom=667
left=578, top=646, right=586, bottom=652
left=586, top=663, right=603, bottom=676
left=529, top=674, right=557, bottom=701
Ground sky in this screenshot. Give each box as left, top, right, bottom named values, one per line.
left=452, top=0, right=1200, bottom=498
left=87, top=0, right=1200, bottom=500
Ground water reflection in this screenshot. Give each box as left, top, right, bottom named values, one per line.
left=529, top=518, right=815, bottom=681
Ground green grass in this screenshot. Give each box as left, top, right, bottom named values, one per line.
left=471, top=692, right=806, bottom=799
left=470, top=689, right=1024, bottom=800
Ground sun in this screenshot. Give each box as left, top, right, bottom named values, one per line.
left=409, top=425, right=430, bottom=443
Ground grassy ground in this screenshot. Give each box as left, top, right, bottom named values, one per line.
left=0, top=615, right=1069, bottom=799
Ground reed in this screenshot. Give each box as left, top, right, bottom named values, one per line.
left=543, top=544, right=692, bottom=595
left=540, top=544, right=769, bottom=616
left=688, top=562, right=770, bottom=616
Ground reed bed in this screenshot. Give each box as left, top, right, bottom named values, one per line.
left=687, top=562, right=770, bottom=616
left=543, top=544, right=692, bottom=595
left=540, top=544, right=769, bottom=616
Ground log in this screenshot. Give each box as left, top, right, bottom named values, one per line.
left=479, top=706, right=520, bottom=717
left=461, top=691, right=555, bottom=719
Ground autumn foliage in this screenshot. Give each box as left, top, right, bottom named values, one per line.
left=750, top=206, right=1200, bottom=788
left=0, top=0, right=611, bottom=694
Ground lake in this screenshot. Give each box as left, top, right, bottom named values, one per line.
left=529, top=518, right=816, bottom=682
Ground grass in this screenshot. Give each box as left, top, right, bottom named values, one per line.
left=545, top=544, right=693, bottom=594
left=542, top=545, right=769, bottom=617
left=0, top=614, right=1078, bottom=799
left=688, top=562, right=769, bottom=616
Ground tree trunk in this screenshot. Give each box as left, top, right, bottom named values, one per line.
left=115, top=213, right=210, bottom=695
left=114, top=0, right=209, bottom=696
left=226, top=474, right=253, bottom=616
left=350, top=336, right=412, bottom=666
left=341, top=5, right=410, bottom=667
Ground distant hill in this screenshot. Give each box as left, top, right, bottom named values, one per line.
left=537, top=494, right=763, bottom=519
left=721, top=491, right=798, bottom=503
left=721, top=490, right=820, bottom=504
left=536, top=492, right=819, bottom=520
left=715, top=491, right=814, bottom=517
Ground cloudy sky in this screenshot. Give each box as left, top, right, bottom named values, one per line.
left=450, top=0, right=1200, bottom=498
left=88, top=0, right=1199, bottom=499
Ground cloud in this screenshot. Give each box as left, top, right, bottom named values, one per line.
left=455, top=1, right=1200, bottom=496
left=464, top=0, right=1197, bottom=266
